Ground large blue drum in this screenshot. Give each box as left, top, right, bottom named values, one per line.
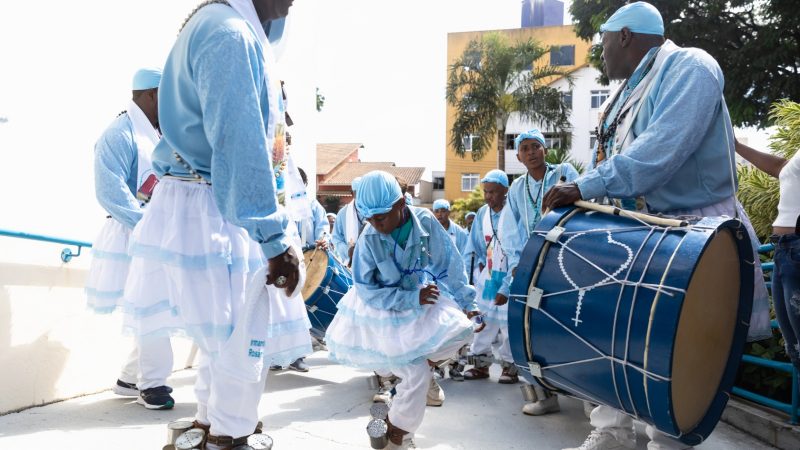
left=302, top=248, right=353, bottom=334
left=508, top=206, right=753, bottom=445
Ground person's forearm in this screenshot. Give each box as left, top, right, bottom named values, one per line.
left=735, top=139, right=786, bottom=178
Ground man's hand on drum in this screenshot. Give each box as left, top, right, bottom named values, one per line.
left=542, top=182, right=582, bottom=211
left=266, top=246, right=300, bottom=296
left=315, top=239, right=329, bottom=251
left=494, top=293, right=508, bottom=306
left=419, top=284, right=439, bottom=305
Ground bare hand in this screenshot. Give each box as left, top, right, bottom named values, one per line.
left=348, top=245, right=355, bottom=262
left=266, top=247, right=300, bottom=296
left=419, top=284, right=440, bottom=305
left=542, top=183, right=582, bottom=211
left=316, top=239, right=329, bottom=251
left=494, top=293, right=508, bottom=306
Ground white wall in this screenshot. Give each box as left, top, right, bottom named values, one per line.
left=505, top=66, right=621, bottom=168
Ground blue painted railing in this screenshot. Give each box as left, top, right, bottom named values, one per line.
left=0, top=228, right=92, bottom=263
left=732, top=243, right=799, bottom=424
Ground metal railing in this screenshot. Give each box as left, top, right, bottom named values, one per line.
left=732, top=243, right=799, bottom=424
left=0, top=228, right=92, bottom=263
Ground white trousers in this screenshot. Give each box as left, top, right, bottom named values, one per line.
left=194, top=350, right=271, bottom=438
left=469, top=321, right=513, bottom=363
left=590, top=405, right=692, bottom=450
left=389, top=361, right=433, bottom=433
left=118, top=335, right=174, bottom=390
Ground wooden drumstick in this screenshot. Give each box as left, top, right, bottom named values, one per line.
left=574, top=200, right=689, bottom=228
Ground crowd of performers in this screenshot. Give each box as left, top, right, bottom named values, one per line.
left=83, top=1, right=799, bottom=449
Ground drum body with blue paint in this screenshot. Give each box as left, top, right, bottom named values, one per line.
left=508, top=206, right=753, bottom=445
left=302, top=249, right=353, bottom=333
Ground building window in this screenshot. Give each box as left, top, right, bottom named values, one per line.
left=462, top=94, right=477, bottom=113
left=505, top=133, right=519, bottom=150
left=462, top=134, right=479, bottom=151
left=591, top=90, right=610, bottom=109
left=543, top=132, right=563, bottom=149
left=461, top=173, right=479, bottom=192
left=433, top=176, right=445, bottom=190
left=589, top=131, right=597, bottom=151
left=562, top=91, right=573, bottom=109
left=550, top=45, right=575, bottom=66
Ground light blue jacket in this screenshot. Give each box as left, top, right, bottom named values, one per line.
left=499, top=164, right=579, bottom=297
left=353, top=207, right=477, bottom=312
left=577, top=41, right=738, bottom=214
left=94, top=113, right=143, bottom=230
left=331, top=203, right=362, bottom=265
left=297, top=199, right=329, bottom=247
left=151, top=5, right=290, bottom=259
left=444, top=219, right=469, bottom=255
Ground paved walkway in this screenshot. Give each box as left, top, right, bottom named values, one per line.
left=0, top=351, right=777, bottom=449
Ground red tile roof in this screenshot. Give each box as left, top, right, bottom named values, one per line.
left=316, top=143, right=363, bottom=175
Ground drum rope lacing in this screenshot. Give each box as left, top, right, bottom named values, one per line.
left=510, top=206, right=711, bottom=432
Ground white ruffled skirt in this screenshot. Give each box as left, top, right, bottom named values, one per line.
left=325, top=288, right=474, bottom=370
left=122, top=178, right=311, bottom=362
left=85, top=218, right=132, bottom=314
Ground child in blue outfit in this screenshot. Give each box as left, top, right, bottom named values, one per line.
left=326, top=170, right=481, bottom=449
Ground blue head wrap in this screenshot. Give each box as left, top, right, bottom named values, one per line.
left=355, top=171, right=403, bottom=219
left=432, top=199, right=451, bottom=211
left=132, top=67, right=162, bottom=91
left=351, top=177, right=363, bottom=193
left=465, top=212, right=476, bottom=220
left=481, top=169, right=509, bottom=188
left=600, top=2, right=664, bottom=36
left=514, top=129, right=546, bottom=150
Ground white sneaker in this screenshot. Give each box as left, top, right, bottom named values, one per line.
left=522, top=395, right=560, bottom=415
left=426, top=378, right=445, bottom=406
left=563, top=429, right=636, bottom=450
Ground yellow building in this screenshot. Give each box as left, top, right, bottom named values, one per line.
left=444, top=25, right=592, bottom=201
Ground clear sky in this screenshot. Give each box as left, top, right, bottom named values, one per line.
left=0, top=0, right=772, bottom=243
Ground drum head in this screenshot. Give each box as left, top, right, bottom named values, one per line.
left=302, top=249, right=329, bottom=300
left=671, top=228, right=739, bottom=432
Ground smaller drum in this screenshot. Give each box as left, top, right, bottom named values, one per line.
left=302, top=248, right=353, bottom=333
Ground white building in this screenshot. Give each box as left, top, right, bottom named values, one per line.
left=505, top=65, right=622, bottom=175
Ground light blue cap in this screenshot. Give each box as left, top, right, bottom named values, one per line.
left=465, top=212, right=476, bottom=219
left=600, top=2, right=664, bottom=36
left=481, top=169, right=509, bottom=188
left=351, top=177, right=363, bottom=192
left=514, top=129, right=546, bottom=150
left=356, top=171, right=404, bottom=219
left=132, top=67, right=162, bottom=91
left=432, top=199, right=451, bottom=211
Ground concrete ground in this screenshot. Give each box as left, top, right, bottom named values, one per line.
left=0, top=351, right=777, bottom=450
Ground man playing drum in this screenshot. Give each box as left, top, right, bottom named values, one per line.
left=495, top=128, right=579, bottom=416
left=332, top=177, right=365, bottom=267
left=544, top=3, right=769, bottom=449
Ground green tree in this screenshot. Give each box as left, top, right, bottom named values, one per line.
left=737, top=100, right=800, bottom=241
left=450, top=186, right=486, bottom=226
left=446, top=32, right=572, bottom=172
left=545, top=146, right=585, bottom=174
left=569, top=0, right=800, bottom=128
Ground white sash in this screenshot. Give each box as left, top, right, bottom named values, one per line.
left=612, top=40, right=680, bottom=153
left=126, top=100, right=159, bottom=189
left=228, top=1, right=311, bottom=225
left=480, top=207, right=507, bottom=274
left=345, top=201, right=360, bottom=247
